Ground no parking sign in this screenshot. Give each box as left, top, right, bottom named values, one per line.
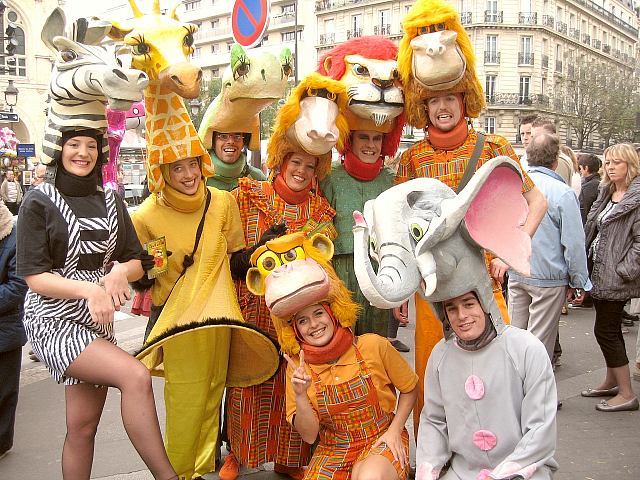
left=232, top=0, right=271, bottom=48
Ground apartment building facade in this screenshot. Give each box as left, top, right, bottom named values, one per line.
left=180, top=0, right=317, bottom=81
left=315, top=0, right=639, bottom=149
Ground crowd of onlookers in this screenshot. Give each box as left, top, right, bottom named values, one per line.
left=515, top=115, right=640, bottom=413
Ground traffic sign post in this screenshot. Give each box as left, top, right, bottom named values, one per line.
left=232, top=0, right=271, bottom=48
left=0, top=111, right=18, bottom=122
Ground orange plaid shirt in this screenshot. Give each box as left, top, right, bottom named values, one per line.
left=395, top=127, right=534, bottom=193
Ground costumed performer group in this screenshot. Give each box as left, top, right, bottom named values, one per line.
left=18, top=0, right=562, bottom=479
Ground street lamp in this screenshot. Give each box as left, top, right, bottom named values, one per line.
left=189, top=98, right=202, bottom=117
left=4, top=79, right=18, bottom=112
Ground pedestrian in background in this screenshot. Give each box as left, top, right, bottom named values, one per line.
left=582, top=143, right=640, bottom=412
left=577, top=153, right=602, bottom=225
left=0, top=201, right=27, bottom=459
left=508, top=133, right=591, bottom=366
left=0, top=171, right=22, bottom=215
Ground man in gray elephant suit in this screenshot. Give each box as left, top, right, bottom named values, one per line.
left=507, top=133, right=592, bottom=361
left=416, top=290, right=558, bottom=480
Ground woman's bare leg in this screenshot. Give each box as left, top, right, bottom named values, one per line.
left=62, top=383, right=107, bottom=479
left=352, top=454, right=400, bottom=480
left=65, top=338, right=176, bottom=479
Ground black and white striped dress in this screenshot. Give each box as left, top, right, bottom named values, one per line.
left=21, top=183, right=120, bottom=385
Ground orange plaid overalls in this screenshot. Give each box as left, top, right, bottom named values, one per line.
left=304, top=346, right=409, bottom=480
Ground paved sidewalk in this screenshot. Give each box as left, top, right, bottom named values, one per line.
left=1, top=306, right=639, bottom=479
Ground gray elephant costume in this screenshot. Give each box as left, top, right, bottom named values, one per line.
left=353, top=156, right=531, bottom=329
left=353, top=158, right=558, bottom=479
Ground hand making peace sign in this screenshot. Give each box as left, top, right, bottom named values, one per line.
left=284, top=350, right=312, bottom=396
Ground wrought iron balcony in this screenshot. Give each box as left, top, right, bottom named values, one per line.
left=518, top=12, right=537, bottom=25
left=593, top=39, right=602, bottom=49
left=374, top=24, right=392, bottom=35
left=485, top=93, right=550, bottom=107
left=603, top=44, right=611, bottom=53
left=460, top=12, right=472, bottom=25
left=347, top=28, right=363, bottom=39
left=319, top=33, right=335, bottom=45
left=613, top=49, right=621, bottom=59
left=484, top=10, right=503, bottom=23
left=484, top=51, right=500, bottom=64
left=518, top=52, right=534, bottom=65
left=569, top=28, right=580, bottom=40
left=556, top=21, right=567, bottom=34
left=542, top=15, right=554, bottom=28
left=542, top=54, right=549, bottom=68
left=582, top=34, right=591, bottom=45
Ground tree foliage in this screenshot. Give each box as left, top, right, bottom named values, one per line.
left=554, top=60, right=638, bottom=149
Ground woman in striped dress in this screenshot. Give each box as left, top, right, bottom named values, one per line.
left=16, top=130, right=177, bottom=480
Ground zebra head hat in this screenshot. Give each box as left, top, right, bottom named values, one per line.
left=40, top=8, right=148, bottom=167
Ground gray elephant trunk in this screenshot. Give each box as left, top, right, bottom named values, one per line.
left=353, top=225, right=421, bottom=309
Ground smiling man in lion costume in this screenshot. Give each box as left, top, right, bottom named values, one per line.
left=394, top=0, right=548, bottom=430
left=317, top=36, right=409, bottom=345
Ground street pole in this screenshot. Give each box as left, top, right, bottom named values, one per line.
left=294, top=0, right=298, bottom=85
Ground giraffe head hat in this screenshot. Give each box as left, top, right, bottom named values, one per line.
left=107, top=0, right=212, bottom=192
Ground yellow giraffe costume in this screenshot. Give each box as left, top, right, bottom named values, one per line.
left=108, top=2, right=278, bottom=479
left=109, top=0, right=213, bottom=192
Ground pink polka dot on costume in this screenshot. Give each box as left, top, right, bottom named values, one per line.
left=476, top=470, right=492, bottom=480
left=465, top=375, right=485, bottom=400
left=473, top=430, right=497, bottom=451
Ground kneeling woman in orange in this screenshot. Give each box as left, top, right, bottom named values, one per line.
left=253, top=233, right=418, bottom=480
left=285, top=302, right=417, bottom=480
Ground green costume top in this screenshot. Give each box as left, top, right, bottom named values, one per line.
left=320, top=162, right=395, bottom=255
left=206, top=151, right=266, bottom=191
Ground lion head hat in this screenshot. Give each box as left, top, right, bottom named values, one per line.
left=246, top=233, right=360, bottom=356
left=266, top=73, right=350, bottom=181
left=317, top=36, right=406, bottom=158
left=398, top=0, right=485, bottom=129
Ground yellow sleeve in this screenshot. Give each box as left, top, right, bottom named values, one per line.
left=130, top=198, right=153, bottom=247
left=222, top=191, right=246, bottom=254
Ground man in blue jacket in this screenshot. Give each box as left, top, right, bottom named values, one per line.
left=507, top=132, right=592, bottom=361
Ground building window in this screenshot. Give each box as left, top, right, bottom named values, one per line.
left=210, top=44, right=216, bottom=53
left=211, top=68, right=219, bottom=78
left=184, top=0, right=201, bottom=11
left=211, top=19, right=219, bottom=29
left=191, top=47, right=201, bottom=58
left=282, top=4, right=295, bottom=14
left=282, top=30, right=301, bottom=42
left=485, top=75, right=496, bottom=103
left=380, top=9, right=390, bottom=27
left=227, top=42, right=233, bottom=51
left=485, top=35, right=499, bottom=63
left=0, top=8, right=26, bottom=77
left=484, top=116, right=496, bottom=134
left=519, top=36, right=533, bottom=65
left=519, top=76, right=531, bottom=104
left=352, top=14, right=362, bottom=32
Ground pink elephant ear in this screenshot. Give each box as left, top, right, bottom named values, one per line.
left=464, top=165, right=531, bottom=276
